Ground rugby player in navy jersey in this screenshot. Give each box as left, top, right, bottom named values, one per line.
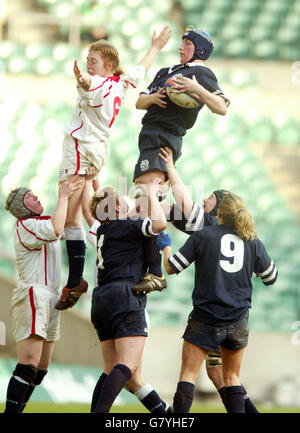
left=87, top=179, right=168, bottom=413
left=82, top=173, right=172, bottom=413
left=158, top=192, right=278, bottom=413
left=139, top=146, right=258, bottom=413
left=131, top=26, right=229, bottom=293
left=133, top=26, right=230, bottom=189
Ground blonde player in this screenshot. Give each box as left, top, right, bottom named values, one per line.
left=55, top=27, right=172, bottom=310
left=3, top=176, right=83, bottom=413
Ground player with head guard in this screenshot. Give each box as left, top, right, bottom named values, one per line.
left=88, top=179, right=168, bottom=413
left=55, top=27, right=172, bottom=311
left=158, top=192, right=278, bottom=413
left=153, top=146, right=259, bottom=412
left=3, top=176, right=83, bottom=413
left=131, top=26, right=230, bottom=294
left=133, top=25, right=230, bottom=188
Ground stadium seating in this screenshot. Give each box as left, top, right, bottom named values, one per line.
left=0, top=1, right=299, bottom=333
left=0, top=95, right=299, bottom=332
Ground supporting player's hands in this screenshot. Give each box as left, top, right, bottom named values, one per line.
left=74, top=59, right=91, bottom=90
left=86, top=165, right=99, bottom=181
left=156, top=232, right=171, bottom=251
left=172, top=75, right=201, bottom=95
left=151, top=26, right=172, bottom=51
left=59, top=175, right=85, bottom=199
left=159, top=146, right=174, bottom=171
left=151, top=88, right=167, bottom=108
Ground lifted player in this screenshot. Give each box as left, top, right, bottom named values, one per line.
left=55, top=27, right=172, bottom=310
left=133, top=26, right=230, bottom=188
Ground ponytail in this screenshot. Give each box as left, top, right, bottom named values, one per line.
left=218, top=193, right=257, bottom=241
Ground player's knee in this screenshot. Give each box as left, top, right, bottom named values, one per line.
left=13, top=363, right=38, bottom=385
left=33, top=369, right=48, bottom=386
left=223, top=372, right=240, bottom=386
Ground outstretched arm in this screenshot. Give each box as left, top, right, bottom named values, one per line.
left=159, top=147, right=194, bottom=217
left=138, top=26, right=172, bottom=72
left=52, top=176, right=85, bottom=236
left=146, top=177, right=167, bottom=234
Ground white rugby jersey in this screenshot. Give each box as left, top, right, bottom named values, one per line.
left=63, top=65, right=145, bottom=144
left=13, top=216, right=61, bottom=293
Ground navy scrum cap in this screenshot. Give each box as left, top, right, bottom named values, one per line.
left=210, top=189, right=230, bottom=216
left=182, top=28, right=214, bottom=61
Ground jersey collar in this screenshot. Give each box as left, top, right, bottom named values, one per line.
left=168, top=62, right=207, bottom=74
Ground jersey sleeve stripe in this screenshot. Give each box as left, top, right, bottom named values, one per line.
left=261, top=266, right=278, bottom=284
left=258, top=260, right=274, bottom=277
left=169, top=251, right=190, bottom=273
left=176, top=251, right=190, bottom=267
left=19, top=220, right=50, bottom=242
left=142, top=217, right=155, bottom=237
left=16, top=228, right=41, bottom=251
left=169, top=255, right=184, bottom=272
left=186, top=204, right=205, bottom=232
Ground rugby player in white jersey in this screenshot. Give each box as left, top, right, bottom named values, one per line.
left=3, top=176, right=83, bottom=413
left=55, top=27, right=172, bottom=311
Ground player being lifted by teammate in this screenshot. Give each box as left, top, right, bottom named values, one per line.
left=131, top=26, right=230, bottom=292
left=55, top=27, right=172, bottom=310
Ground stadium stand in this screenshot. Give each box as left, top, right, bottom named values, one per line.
left=0, top=0, right=299, bottom=335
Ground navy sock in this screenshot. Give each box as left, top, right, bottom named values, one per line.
left=218, top=386, right=229, bottom=411
left=224, top=385, right=245, bottom=413
left=136, top=385, right=167, bottom=413
left=4, top=376, right=31, bottom=413
left=241, top=384, right=259, bottom=413
left=95, top=364, right=132, bottom=413
left=90, top=372, right=108, bottom=413
left=173, top=381, right=195, bottom=413
left=142, top=237, right=162, bottom=277
left=66, top=240, right=86, bottom=288
left=20, top=369, right=48, bottom=413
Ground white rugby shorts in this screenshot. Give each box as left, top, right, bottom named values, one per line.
left=59, top=135, right=110, bottom=180
left=10, top=286, right=61, bottom=342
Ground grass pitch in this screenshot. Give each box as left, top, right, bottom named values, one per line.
left=0, top=402, right=299, bottom=413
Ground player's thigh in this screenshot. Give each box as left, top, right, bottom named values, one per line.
left=114, top=335, right=146, bottom=373
left=180, top=339, right=207, bottom=384
left=101, top=339, right=118, bottom=374
left=220, top=347, right=245, bottom=385
left=16, top=335, right=45, bottom=367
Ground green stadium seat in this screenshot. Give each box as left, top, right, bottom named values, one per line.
left=252, top=40, right=280, bottom=60
left=224, top=39, right=252, bottom=58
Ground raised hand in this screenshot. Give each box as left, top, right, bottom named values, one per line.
left=152, top=26, right=172, bottom=51
left=74, top=60, right=91, bottom=90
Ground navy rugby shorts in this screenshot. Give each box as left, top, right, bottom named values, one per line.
left=133, top=124, right=182, bottom=181
left=91, top=281, right=148, bottom=342
left=183, top=311, right=249, bottom=351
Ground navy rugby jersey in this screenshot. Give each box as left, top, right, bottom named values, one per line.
left=169, top=202, right=217, bottom=234
left=96, top=216, right=155, bottom=286
left=141, top=63, right=229, bottom=136
left=168, top=224, right=278, bottom=326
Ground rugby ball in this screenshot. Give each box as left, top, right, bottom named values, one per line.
left=165, top=76, right=202, bottom=109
